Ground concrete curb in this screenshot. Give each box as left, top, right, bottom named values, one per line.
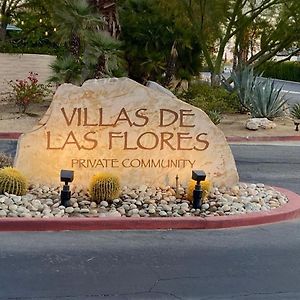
left=0, top=187, right=299, bottom=231
left=227, top=136, right=300, bottom=142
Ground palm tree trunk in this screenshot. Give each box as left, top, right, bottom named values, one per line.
left=87, top=0, right=120, bottom=38
left=164, top=41, right=178, bottom=87
left=94, top=54, right=107, bottom=78
left=70, top=33, right=81, bottom=58
left=0, top=22, right=7, bottom=41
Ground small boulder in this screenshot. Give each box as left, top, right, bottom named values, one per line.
left=246, top=118, right=276, bottom=131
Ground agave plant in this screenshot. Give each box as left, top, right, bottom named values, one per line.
left=249, top=79, right=287, bottom=120
left=230, top=66, right=260, bottom=111
left=290, top=103, right=300, bottom=120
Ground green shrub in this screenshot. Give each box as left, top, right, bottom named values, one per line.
left=179, top=81, right=240, bottom=114
left=258, top=61, right=300, bottom=83
left=6, top=72, right=53, bottom=113
left=120, top=0, right=203, bottom=84
left=0, top=41, right=64, bottom=56
left=206, top=110, right=222, bottom=125
left=0, top=167, right=28, bottom=196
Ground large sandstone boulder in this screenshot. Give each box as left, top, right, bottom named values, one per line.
left=15, top=78, right=239, bottom=188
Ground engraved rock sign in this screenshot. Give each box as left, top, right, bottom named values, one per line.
left=15, top=78, right=239, bottom=187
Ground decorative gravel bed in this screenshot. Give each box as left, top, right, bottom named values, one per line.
left=0, top=182, right=288, bottom=218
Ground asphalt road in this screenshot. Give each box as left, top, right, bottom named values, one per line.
left=1, top=224, right=300, bottom=300
left=0, top=143, right=300, bottom=299
left=231, top=144, right=300, bottom=194
left=265, top=78, right=300, bottom=106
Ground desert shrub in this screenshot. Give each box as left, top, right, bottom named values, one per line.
left=0, top=167, right=28, bottom=196
left=0, top=153, right=13, bottom=169
left=249, top=79, right=287, bottom=119
left=6, top=72, right=52, bottom=113
left=290, top=103, right=300, bottom=119
left=186, top=179, right=212, bottom=202
left=206, top=110, right=222, bottom=125
left=89, top=173, right=120, bottom=203
left=179, top=81, right=240, bottom=116
left=258, top=61, right=300, bottom=83
left=230, top=66, right=288, bottom=119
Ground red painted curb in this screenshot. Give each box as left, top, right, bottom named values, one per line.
left=0, top=132, right=22, bottom=140
left=226, top=136, right=300, bottom=142
left=0, top=187, right=299, bottom=231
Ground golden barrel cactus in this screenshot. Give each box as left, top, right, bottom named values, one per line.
left=89, top=173, right=120, bottom=203
left=186, top=179, right=212, bottom=202
left=0, top=167, right=28, bottom=196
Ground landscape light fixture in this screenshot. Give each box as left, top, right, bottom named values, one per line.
left=60, top=169, right=74, bottom=207
left=192, top=170, right=206, bottom=209
left=294, top=120, right=300, bottom=131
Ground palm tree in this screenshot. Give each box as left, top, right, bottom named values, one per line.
left=48, top=55, right=82, bottom=85
left=87, top=0, right=120, bottom=38
left=49, top=0, right=105, bottom=58
left=48, top=0, right=126, bottom=85
left=82, top=31, right=125, bottom=79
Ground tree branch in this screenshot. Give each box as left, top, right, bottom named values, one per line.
left=247, top=41, right=281, bottom=65
left=1, top=0, right=7, bottom=15
left=274, top=48, right=300, bottom=64
left=229, top=0, right=281, bottom=41
left=214, top=0, right=244, bottom=72
left=253, top=35, right=295, bottom=68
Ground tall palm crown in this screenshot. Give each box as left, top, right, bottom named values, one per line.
left=50, top=0, right=105, bottom=57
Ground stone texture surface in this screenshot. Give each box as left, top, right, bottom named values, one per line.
left=15, top=78, right=238, bottom=188
left=246, top=118, right=276, bottom=130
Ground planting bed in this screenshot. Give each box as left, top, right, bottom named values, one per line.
left=0, top=182, right=288, bottom=219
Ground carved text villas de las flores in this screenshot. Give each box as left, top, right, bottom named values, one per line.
left=46, top=107, right=210, bottom=151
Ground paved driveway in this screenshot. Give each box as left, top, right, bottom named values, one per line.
left=0, top=143, right=300, bottom=299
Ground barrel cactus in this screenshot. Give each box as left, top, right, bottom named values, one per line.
left=89, top=173, right=120, bottom=203
left=187, top=179, right=212, bottom=202
left=0, top=167, right=28, bottom=196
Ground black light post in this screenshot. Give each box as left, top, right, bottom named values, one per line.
left=192, top=170, right=206, bottom=209
left=294, top=120, right=300, bottom=131
left=60, top=170, right=74, bottom=207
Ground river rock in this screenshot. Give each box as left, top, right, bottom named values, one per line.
left=0, top=210, right=7, bottom=217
